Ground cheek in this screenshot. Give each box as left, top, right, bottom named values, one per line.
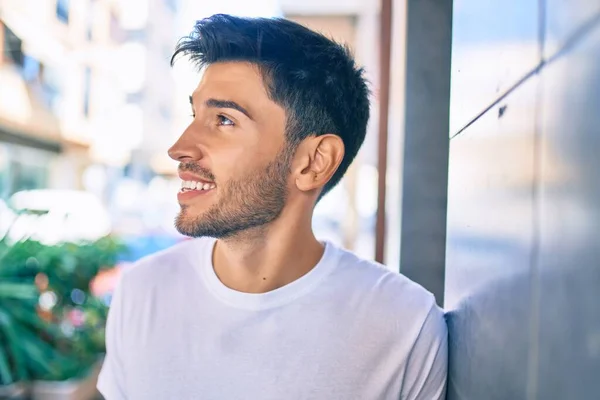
left=214, top=145, right=278, bottom=180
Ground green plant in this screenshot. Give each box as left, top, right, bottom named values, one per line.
left=0, top=219, right=126, bottom=385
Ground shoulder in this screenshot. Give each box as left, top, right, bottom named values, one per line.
left=328, top=243, right=437, bottom=310
left=117, top=237, right=213, bottom=295
left=326, top=243, right=444, bottom=338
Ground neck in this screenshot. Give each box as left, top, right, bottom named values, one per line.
left=211, top=208, right=324, bottom=294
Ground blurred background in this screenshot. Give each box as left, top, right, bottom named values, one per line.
left=0, top=0, right=388, bottom=278
left=1, top=0, right=600, bottom=399
left=0, top=0, right=388, bottom=398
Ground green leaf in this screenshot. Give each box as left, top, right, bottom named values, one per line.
left=9, top=321, right=65, bottom=378
left=0, top=330, right=14, bottom=385
left=0, top=310, right=29, bottom=381
left=0, top=234, right=122, bottom=382
left=0, top=282, right=38, bottom=300
left=6, top=301, right=63, bottom=340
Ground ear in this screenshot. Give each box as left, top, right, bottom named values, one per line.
left=292, top=134, right=345, bottom=194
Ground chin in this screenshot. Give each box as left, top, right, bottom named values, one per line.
left=174, top=208, right=222, bottom=238
left=174, top=209, right=201, bottom=237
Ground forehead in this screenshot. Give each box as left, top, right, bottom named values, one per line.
left=194, top=62, right=270, bottom=102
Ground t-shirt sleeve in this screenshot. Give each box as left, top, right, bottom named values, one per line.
left=97, top=276, right=127, bottom=400
left=400, top=303, right=448, bottom=400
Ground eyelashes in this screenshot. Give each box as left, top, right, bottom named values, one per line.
left=216, top=115, right=234, bottom=126
left=189, top=114, right=235, bottom=127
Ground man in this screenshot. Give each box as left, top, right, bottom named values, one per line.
left=97, top=14, right=447, bottom=400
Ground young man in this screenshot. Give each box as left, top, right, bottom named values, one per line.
left=98, top=14, right=447, bottom=400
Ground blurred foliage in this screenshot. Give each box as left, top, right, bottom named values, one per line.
left=0, top=215, right=127, bottom=386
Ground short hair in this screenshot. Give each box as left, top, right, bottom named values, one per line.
left=171, top=14, right=370, bottom=197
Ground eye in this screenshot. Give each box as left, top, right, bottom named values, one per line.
left=217, top=115, right=235, bottom=126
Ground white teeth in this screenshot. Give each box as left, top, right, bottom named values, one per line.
left=180, top=180, right=215, bottom=191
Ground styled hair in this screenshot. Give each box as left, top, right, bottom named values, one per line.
left=171, top=14, right=370, bottom=197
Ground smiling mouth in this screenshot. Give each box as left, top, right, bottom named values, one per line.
left=179, top=180, right=216, bottom=193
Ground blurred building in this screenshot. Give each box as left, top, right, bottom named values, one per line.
left=113, top=0, right=180, bottom=178
left=0, top=0, right=93, bottom=197
left=0, top=0, right=180, bottom=201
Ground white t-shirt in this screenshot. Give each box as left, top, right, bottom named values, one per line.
left=97, top=238, right=447, bottom=400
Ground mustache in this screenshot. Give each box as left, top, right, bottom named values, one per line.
left=178, top=162, right=216, bottom=182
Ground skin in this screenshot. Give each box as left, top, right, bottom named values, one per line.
left=168, top=62, right=345, bottom=294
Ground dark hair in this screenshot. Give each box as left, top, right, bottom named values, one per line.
left=171, top=14, right=370, bottom=197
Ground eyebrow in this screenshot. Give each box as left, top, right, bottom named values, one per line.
left=189, top=96, right=253, bottom=120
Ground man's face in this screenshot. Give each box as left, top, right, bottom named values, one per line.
left=168, top=62, right=291, bottom=239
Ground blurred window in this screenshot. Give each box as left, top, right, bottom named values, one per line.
left=164, top=0, right=179, bottom=13
left=109, top=11, right=124, bottom=42
left=159, top=104, right=171, bottom=121
left=10, top=162, right=47, bottom=193
left=22, top=55, right=40, bottom=82
left=0, top=144, right=9, bottom=199
left=86, top=0, right=96, bottom=40
left=83, top=67, right=92, bottom=117
left=56, top=0, right=70, bottom=24
left=0, top=145, right=52, bottom=196
left=126, top=91, right=144, bottom=104
left=124, top=29, right=146, bottom=42
left=3, top=24, right=23, bottom=66
left=40, top=65, right=64, bottom=115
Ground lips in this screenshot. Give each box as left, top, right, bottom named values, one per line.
left=176, top=172, right=216, bottom=202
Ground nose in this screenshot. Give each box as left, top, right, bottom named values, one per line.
left=168, top=124, right=203, bottom=162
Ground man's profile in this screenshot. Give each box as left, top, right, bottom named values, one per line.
left=97, top=14, right=447, bottom=400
